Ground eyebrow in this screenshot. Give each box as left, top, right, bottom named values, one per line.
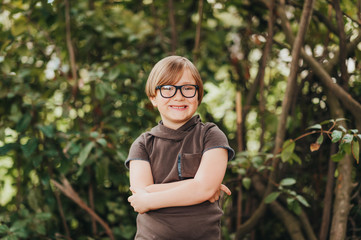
left=170, top=82, right=196, bottom=85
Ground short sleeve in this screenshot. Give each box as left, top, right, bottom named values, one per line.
left=125, top=134, right=150, bottom=169
left=203, top=124, right=235, bottom=161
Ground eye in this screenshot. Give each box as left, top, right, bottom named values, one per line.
left=162, top=86, right=174, bottom=91
left=183, top=85, right=195, bottom=91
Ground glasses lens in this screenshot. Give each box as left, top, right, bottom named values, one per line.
left=160, top=85, right=176, bottom=98
left=181, top=85, right=197, bottom=97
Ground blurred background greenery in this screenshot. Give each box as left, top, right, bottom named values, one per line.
left=0, top=0, right=360, bottom=239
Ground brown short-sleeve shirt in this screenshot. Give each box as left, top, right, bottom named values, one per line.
left=126, top=115, right=235, bottom=239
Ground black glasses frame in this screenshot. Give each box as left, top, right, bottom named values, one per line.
left=155, top=84, right=199, bottom=98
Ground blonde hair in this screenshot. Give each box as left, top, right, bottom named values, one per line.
left=145, top=56, right=204, bottom=103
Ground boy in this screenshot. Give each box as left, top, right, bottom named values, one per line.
left=126, top=56, right=234, bottom=239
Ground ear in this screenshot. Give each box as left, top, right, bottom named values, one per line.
left=150, top=97, right=157, bottom=107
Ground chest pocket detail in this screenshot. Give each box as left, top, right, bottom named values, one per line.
left=178, top=153, right=202, bottom=179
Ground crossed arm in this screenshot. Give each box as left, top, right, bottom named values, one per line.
left=128, top=148, right=230, bottom=213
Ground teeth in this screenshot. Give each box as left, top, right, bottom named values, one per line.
left=171, top=106, right=186, bottom=109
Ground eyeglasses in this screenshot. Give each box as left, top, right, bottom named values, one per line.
left=155, top=84, right=199, bottom=98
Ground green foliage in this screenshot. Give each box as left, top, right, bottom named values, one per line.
left=0, top=0, right=160, bottom=238
left=264, top=192, right=281, bottom=204
left=281, top=140, right=296, bottom=163
left=1, top=0, right=360, bottom=239
left=242, top=177, right=251, bottom=190
left=264, top=177, right=310, bottom=215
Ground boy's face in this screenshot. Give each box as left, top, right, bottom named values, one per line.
left=150, top=69, right=199, bottom=130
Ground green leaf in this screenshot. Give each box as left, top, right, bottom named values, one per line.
left=242, top=177, right=251, bottom=190
left=236, top=168, right=246, bottom=175
left=331, top=130, right=343, bottom=143
left=34, top=223, right=46, bottom=235
left=352, top=140, right=360, bottom=164
left=90, top=131, right=99, bottom=138
left=334, top=169, right=339, bottom=178
left=335, top=118, right=348, bottom=123
left=331, top=151, right=344, bottom=162
left=37, top=125, right=54, bottom=138
left=316, top=134, right=324, bottom=145
left=340, top=142, right=351, bottom=154
left=320, top=119, right=333, bottom=125
left=32, top=155, right=42, bottom=168
left=338, top=125, right=347, bottom=133
left=307, top=124, right=321, bottom=130
left=78, top=142, right=95, bottom=166
left=296, top=195, right=310, bottom=207
left=264, top=191, right=281, bottom=204
left=20, top=138, right=38, bottom=158
left=68, top=143, right=81, bottom=155
left=35, top=212, right=52, bottom=221
left=291, top=153, right=302, bottom=165
left=103, top=82, right=117, bottom=95
left=288, top=198, right=302, bottom=215
left=16, top=113, right=32, bottom=132
left=96, top=158, right=109, bottom=183
left=279, top=178, right=296, bottom=186
left=0, top=224, right=9, bottom=234
left=350, top=129, right=358, bottom=134
left=281, top=140, right=295, bottom=162
left=0, top=143, right=16, bottom=156
left=342, top=134, right=353, bottom=143
left=108, top=67, right=120, bottom=81
left=11, top=17, right=27, bottom=36
left=3, top=234, right=19, bottom=240
left=96, top=138, right=107, bottom=147
left=95, top=84, right=106, bottom=100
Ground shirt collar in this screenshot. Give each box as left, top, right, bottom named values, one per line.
left=149, top=115, right=200, bottom=140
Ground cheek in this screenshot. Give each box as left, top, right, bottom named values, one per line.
left=188, top=98, right=199, bottom=107
left=156, top=97, right=170, bottom=107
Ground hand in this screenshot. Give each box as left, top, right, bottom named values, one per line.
left=208, top=184, right=231, bottom=203
left=128, top=187, right=151, bottom=214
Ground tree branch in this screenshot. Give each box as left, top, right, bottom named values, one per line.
left=235, top=1, right=275, bottom=235
left=193, top=0, right=203, bottom=63
left=327, top=93, right=354, bottom=240
left=319, top=143, right=336, bottom=240
left=277, top=0, right=361, bottom=123
left=64, top=0, right=78, bottom=98
left=168, top=0, right=177, bottom=54
left=267, top=0, right=315, bottom=193
left=54, top=191, right=72, bottom=240
left=252, top=175, right=306, bottom=240
left=300, top=45, right=361, bottom=122
left=51, top=177, right=115, bottom=240
left=333, top=0, right=349, bottom=89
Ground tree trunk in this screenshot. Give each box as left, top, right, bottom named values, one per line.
left=327, top=95, right=353, bottom=240
left=234, top=1, right=274, bottom=234
left=266, top=0, right=315, bottom=195
left=193, top=0, right=203, bottom=63
left=168, top=0, right=177, bottom=54
left=333, top=0, right=349, bottom=90
left=319, top=143, right=336, bottom=240
left=64, top=0, right=78, bottom=98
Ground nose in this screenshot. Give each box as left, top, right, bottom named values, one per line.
left=173, top=88, right=184, bottom=100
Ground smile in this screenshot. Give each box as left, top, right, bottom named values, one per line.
left=170, top=105, right=188, bottom=109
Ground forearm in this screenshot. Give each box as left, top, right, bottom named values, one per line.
left=147, top=179, right=215, bottom=210
left=145, top=179, right=192, bottom=193
left=128, top=148, right=229, bottom=213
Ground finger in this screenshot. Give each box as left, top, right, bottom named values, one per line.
left=129, top=187, right=136, bottom=194
left=215, top=192, right=220, bottom=200
left=220, top=184, right=232, bottom=196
